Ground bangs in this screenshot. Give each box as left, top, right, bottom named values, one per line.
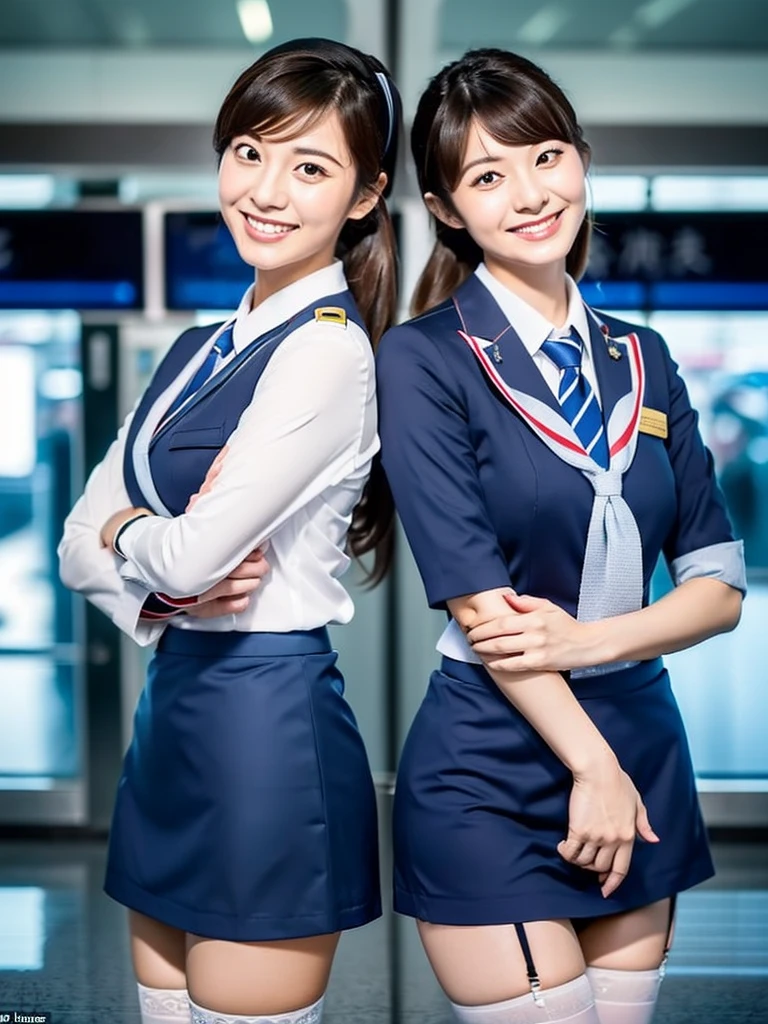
left=214, top=55, right=345, bottom=157
left=431, top=73, right=584, bottom=193
left=228, top=95, right=333, bottom=145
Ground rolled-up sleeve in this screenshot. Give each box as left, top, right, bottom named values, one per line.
left=377, top=323, right=511, bottom=608
left=658, top=332, right=747, bottom=595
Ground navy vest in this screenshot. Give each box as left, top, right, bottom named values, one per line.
left=123, top=289, right=362, bottom=516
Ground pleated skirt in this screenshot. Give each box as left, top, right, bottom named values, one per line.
left=105, top=627, right=381, bottom=940
left=393, top=656, right=714, bottom=925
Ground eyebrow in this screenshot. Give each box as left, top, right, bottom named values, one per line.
left=293, top=146, right=345, bottom=168
left=460, top=154, right=503, bottom=176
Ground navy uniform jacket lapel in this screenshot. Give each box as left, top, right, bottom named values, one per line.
left=454, top=273, right=563, bottom=417
left=586, top=307, right=633, bottom=428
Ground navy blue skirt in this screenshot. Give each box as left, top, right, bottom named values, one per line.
left=105, top=627, right=381, bottom=940
left=393, top=656, right=714, bottom=925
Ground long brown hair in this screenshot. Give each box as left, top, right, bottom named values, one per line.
left=214, top=39, right=401, bottom=582
left=411, top=48, right=592, bottom=317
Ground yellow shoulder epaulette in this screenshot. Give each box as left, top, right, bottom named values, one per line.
left=314, top=306, right=347, bottom=328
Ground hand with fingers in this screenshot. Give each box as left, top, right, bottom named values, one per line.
left=559, top=754, right=659, bottom=897
left=185, top=545, right=270, bottom=618
left=466, top=591, right=590, bottom=673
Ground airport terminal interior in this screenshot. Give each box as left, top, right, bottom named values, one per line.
left=0, top=0, right=767, bottom=1020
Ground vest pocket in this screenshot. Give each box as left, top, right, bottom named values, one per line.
left=167, top=426, right=225, bottom=450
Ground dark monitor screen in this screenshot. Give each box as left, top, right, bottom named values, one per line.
left=0, top=209, right=144, bottom=309
left=164, top=212, right=252, bottom=311
left=582, top=211, right=768, bottom=311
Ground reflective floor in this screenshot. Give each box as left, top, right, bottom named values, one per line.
left=0, top=821, right=767, bottom=1024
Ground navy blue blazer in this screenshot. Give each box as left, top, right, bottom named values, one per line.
left=376, top=273, right=738, bottom=616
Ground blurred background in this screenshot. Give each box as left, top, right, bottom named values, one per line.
left=0, top=1, right=766, bottom=1021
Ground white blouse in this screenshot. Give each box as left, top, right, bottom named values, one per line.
left=58, top=261, right=378, bottom=646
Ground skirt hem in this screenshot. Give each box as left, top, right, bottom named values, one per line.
left=393, top=855, right=714, bottom=925
left=105, top=869, right=382, bottom=941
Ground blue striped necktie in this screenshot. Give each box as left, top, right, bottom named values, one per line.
left=540, top=328, right=610, bottom=469
left=163, top=324, right=235, bottom=423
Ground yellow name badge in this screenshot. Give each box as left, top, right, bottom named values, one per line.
left=639, top=406, right=668, bottom=439
left=314, top=306, right=347, bottom=328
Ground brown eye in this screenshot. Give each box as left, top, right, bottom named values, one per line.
left=298, top=163, right=328, bottom=179
left=234, top=143, right=259, bottom=162
left=472, top=170, right=500, bottom=187
left=536, top=148, right=563, bottom=166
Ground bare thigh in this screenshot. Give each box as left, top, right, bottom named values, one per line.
left=417, top=920, right=586, bottom=1007
left=578, top=899, right=674, bottom=971
left=129, top=910, right=187, bottom=989
left=185, top=931, right=341, bottom=1015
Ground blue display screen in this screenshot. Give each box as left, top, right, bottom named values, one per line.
left=583, top=212, right=768, bottom=311
left=164, top=212, right=252, bottom=311
left=0, top=210, right=144, bottom=309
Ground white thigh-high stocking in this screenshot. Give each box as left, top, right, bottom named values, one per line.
left=188, top=995, right=324, bottom=1024
left=137, top=984, right=191, bottom=1023
left=450, top=974, right=600, bottom=1023
left=586, top=967, right=662, bottom=1024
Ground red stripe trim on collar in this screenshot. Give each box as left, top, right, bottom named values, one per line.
left=461, top=331, right=586, bottom=456
left=609, top=332, right=644, bottom=457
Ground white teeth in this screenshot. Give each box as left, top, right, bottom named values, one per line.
left=246, top=216, right=294, bottom=235
left=514, top=214, right=558, bottom=235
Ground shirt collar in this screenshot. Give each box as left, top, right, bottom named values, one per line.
left=474, top=263, right=592, bottom=358
left=232, top=260, right=348, bottom=352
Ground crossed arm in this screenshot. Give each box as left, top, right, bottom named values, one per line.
left=464, top=576, right=742, bottom=672
left=99, top=448, right=269, bottom=622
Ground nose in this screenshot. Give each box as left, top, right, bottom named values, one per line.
left=509, top=167, right=547, bottom=215
left=247, top=164, right=289, bottom=212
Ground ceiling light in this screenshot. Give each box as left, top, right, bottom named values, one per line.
left=517, top=5, right=571, bottom=46
left=0, top=175, right=55, bottom=208
left=635, top=0, right=700, bottom=31
left=237, top=0, right=274, bottom=44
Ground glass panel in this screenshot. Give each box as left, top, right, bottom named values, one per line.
left=649, top=310, right=768, bottom=781
left=590, top=174, right=650, bottom=212
left=652, top=176, right=768, bottom=211
left=0, top=311, right=83, bottom=782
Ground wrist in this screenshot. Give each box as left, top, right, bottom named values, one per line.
left=577, top=618, right=618, bottom=668
left=113, top=511, right=152, bottom=558
left=568, top=742, right=619, bottom=781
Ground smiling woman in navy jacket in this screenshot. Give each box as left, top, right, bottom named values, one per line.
left=376, top=48, right=744, bottom=1024
left=59, top=38, right=400, bottom=1024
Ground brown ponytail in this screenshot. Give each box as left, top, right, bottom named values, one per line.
left=340, top=196, right=398, bottom=348
left=411, top=222, right=481, bottom=317
left=344, top=196, right=399, bottom=585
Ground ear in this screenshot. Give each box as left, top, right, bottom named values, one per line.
left=423, top=191, right=464, bottom=230
left=348, top=172, right=388, bottom=221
